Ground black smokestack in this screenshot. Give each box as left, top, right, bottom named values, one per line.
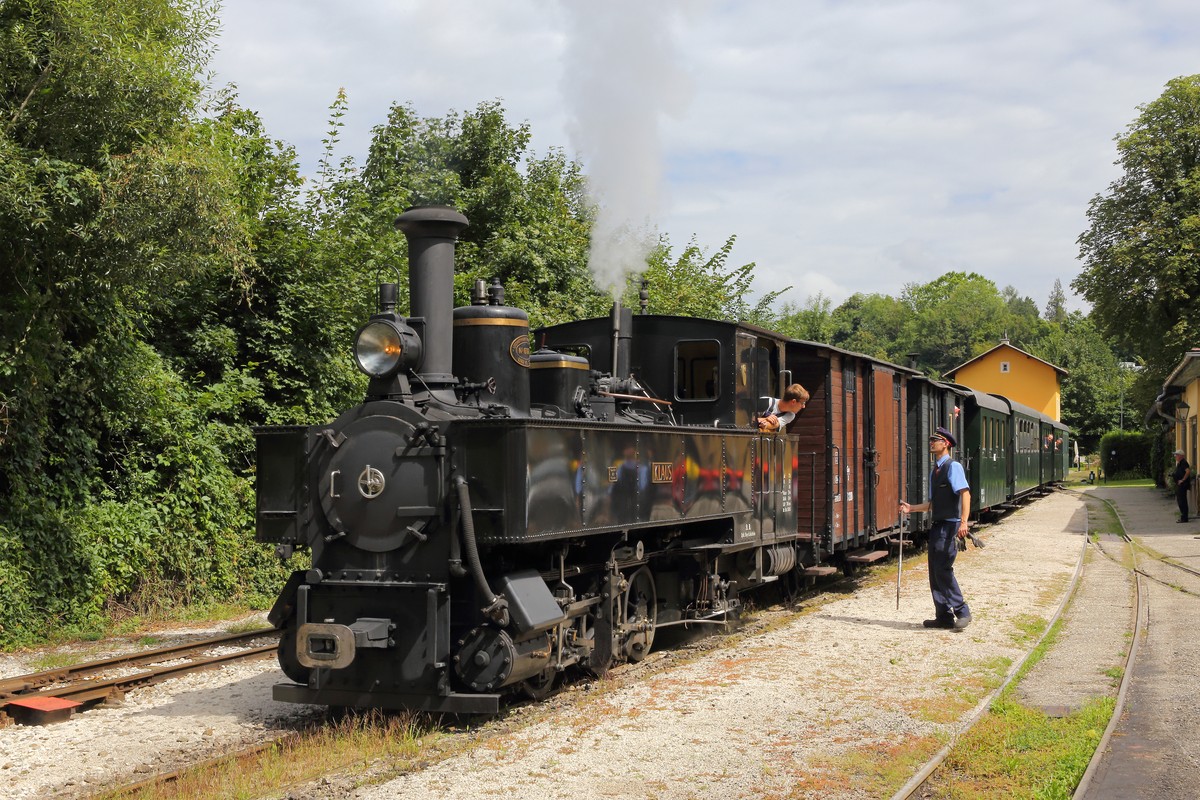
left=395, top=206, right=469, bottom=386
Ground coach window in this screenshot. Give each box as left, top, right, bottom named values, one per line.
left=674, top=340, right=720, bottom=401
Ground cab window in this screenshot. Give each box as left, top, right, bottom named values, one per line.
left=674, top=340, right=720, bottom=401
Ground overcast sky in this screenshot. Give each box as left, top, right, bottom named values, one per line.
left=208, top=0, right=1200, bottom=314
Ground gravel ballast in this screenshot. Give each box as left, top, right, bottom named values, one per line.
left=0, top=628, right=316, bottom=800
left=0, top=491, right=1101, bottom=799
left=351, top=492, right=1088, bottom=800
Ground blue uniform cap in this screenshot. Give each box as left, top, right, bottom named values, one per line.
left=931, top=426, right=957, bottom=448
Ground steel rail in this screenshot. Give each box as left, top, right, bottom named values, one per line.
left=1071, top=492, right=1146, bottom=799
left=0, top=627, right=278, bottom=709
left=105, top=732, right=305, bottom=798
left=1122, top=537, right=1200, bottom=594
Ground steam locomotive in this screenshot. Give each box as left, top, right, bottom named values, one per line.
left=254, top=206, right=1068, bottom=714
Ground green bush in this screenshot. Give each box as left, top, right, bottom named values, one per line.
left=1098, top=430, right=1153, bottom=479
left=0, top=333, right=291, bottom=648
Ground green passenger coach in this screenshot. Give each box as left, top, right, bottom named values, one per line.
left=962, top=390, right=1010, bottom=514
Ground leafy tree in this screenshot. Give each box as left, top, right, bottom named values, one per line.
left=351, top=98, right=797, bottom=328
left=1000, top=285, right=1051, bottom=352
left=901, top=272, right=1011, bottom=375
left=1074, top=75, right=1200, bottom=380
left=616, top=236, right=785, bottom=323
left=826, top=293, right=911, bottom=362
left=1044, top=279, right=1068, bottom=324
left=773, top=293, right=835, bottom=343
left=0, top=5, right=807, bottom=646
left=0, top=0, right=282, bottom=645
left=353, top=99, right=609, bottom=327
left=1034, top=313, right=1127, bottom=450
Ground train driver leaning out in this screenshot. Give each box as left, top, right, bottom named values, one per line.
left=757, top=383, right=810, bottom=432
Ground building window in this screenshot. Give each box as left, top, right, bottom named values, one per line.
left=1000, top=361, right=1010, bottom=373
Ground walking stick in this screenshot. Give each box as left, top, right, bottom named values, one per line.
left=896, top=513, right=905, bottom=610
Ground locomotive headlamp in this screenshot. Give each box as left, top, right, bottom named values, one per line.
left=354, top=319, right=419, bottom=378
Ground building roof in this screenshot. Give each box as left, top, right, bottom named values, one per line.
left=945, top=340, right=1068, bottom=380
left=1163, top=348, right=1200, bottom=389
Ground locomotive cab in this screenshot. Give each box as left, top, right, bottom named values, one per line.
left=535, top=315, right=794, bottom=429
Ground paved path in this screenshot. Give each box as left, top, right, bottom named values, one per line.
left=1078, top=486, right=1200, bottom=800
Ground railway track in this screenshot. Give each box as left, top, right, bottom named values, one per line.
left=891, top=490, right=1091, bottom=800
left=892, top=488, right=1175, bottom=800
left=107, top=730, right=307, bottom=798
left=1121, top=537, right=1200, bottom=597
left=1071, top=493, right=1145, bottom=798
left=0, top=627, right=280, bottom=721
left=100, top=527, right=1003, bottom=796
left=8, top=495, right=1082, bottom=800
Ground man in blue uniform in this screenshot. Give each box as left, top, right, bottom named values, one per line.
left=899, top=426, right=972, bottom=630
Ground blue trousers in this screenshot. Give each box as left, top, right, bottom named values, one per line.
left=928, top=520, right=970, bottom=620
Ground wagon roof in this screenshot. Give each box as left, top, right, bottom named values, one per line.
left=987, top=392, right=1054, bottom=422
left=910, top=375, right=973, bottom=396
left=780, top=335, right=921, bottom=374
left=968, top=389, right=1011, bottom=414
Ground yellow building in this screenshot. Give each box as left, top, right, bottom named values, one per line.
left=945, top=339, right=1066, bottom=421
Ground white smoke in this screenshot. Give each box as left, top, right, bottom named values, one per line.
left=558, top=2, right=692, bottom=296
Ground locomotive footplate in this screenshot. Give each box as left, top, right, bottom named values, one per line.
left=272, top=683, right=501, bottom=715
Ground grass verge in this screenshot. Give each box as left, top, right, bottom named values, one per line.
left=4, top=602, right=265, bottom=655
left=922, top=694, right=1113, bottom=799
left=96, top=710, right=432, bottom=800
left=7, top=604, right=268, bottom=672
left=918, top=546, right=1119, bottom=799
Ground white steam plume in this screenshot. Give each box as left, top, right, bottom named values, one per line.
left=558, top=2, right=692, bottom=296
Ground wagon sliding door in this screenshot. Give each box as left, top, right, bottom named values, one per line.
left=830, top=357, right=863, bottom=544
left=867, top=366, right=903, bottom=536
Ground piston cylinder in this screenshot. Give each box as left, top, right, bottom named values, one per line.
left=453, top=626, right=551, bottom=691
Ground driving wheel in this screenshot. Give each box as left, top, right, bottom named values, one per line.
left=622, top=566, right=657, bottom=662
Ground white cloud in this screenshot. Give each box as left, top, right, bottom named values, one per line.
left=208, top=0, right=1200, bottom=315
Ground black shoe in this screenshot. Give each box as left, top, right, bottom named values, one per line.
left=1178, top=519, right=1189, bottom=523
left=923, top=618, right=954, bottom=629
left=953, top=614, right=972, bottom=630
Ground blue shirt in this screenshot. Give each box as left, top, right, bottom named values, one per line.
left=930, top=454, right=969, bottom=521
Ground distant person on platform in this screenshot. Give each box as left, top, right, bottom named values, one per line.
left=899, top=426, right=973, bottom=630
left=757, top=384, right=810, bottom=432
left=1172, top=449, right=1192, bottom=523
